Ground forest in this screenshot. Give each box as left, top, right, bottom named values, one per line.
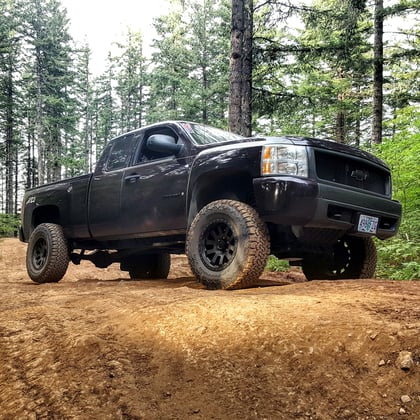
left=0, top=0, right=419, bottom=279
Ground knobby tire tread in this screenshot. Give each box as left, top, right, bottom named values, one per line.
left=359, top=237, right=377, bottom=278
left=187, top=200, right=270, bottom=290
left=302, top=235, right=377, bottom=280
left=27, top=223, right=70, bottom=283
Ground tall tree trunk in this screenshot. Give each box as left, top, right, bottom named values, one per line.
left=229, top=0, right=253, bottom=136
left=335, top=110, right=346, bottom=144
left=335, top=68, right=346, bottom=143
left=241, top=0, right=253, bottom=137
left=26, top=118, right=37, bottom=189
left=5, top=64, right=14, bottom=215
left=52, top=128, right=62, bottom=182
left=372, top=0, right=384, bottom=144
left=35, top=47, right=45, bottom=185
left=229, top=0, right=244, bottom=134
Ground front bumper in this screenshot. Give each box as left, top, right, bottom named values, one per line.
left=253, top=177, right=402, bottom=239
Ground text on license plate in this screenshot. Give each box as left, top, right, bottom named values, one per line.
left=358, top=214, right=379, bottom=234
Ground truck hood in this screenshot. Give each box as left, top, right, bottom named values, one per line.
left=198, top=135, right=389, bottom=170
left=266, top=135, right=387, bottom=169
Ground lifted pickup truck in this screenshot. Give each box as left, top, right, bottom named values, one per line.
left=20, top=121, right=402, bottom=289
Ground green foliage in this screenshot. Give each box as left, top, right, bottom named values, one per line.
left=375, top=236, right=420, bottom=280
left=0, top=214, right=19, bottom=238
left=266, top=255, right=291, bottom=272
left=374, top=106, right=420, bottom=280
left=253, top=0, right=372, bottom=143
left=19, top=0, right=76, bottom=184
left=147, top=0, right=230, bottom=126
left=91, top=56, right=118, bottom=154
left=114, top=30, right=147, bottom=132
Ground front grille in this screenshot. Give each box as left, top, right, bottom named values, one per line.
left=314, top=150, right=390, bottom=196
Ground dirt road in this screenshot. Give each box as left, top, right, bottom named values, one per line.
left=0, top=238, right=418, bottom=419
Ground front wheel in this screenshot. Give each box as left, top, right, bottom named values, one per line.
left=302, top=236, right=377, bottom=280
left=186, top=200, right=270, bottom=290
left=26, top=223, right=70, bottom=283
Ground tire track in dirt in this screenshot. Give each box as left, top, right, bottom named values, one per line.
left=0, top=238, right=419, bottom=419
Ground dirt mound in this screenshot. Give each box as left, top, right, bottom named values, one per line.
left=0, top=238, right=419, bottom=419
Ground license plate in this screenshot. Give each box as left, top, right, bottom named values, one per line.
left=357, top=214, right=379, bottom=234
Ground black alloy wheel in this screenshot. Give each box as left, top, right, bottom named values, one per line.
left=200, top=220, right=237, bottom=271
left=26, top=223, right=70, bottom=283
left=186, top=200, right=270, bottom=290
left=302, top=235, right=377, bottom=280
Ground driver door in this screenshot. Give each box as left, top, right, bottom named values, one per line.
left=119, top=126, right=190, bottom=237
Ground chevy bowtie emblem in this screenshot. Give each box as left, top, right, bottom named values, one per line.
left=351, top=169, right=368, bottom=181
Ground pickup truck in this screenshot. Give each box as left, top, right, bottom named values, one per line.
left=20, top=121, right=402, bottom=289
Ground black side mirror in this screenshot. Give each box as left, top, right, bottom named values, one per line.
left=146, top=134, right=182, bottom=155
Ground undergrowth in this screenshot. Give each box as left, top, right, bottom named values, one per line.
left=266, top=255, right=291, bottom=272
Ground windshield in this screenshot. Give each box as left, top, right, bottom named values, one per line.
left=180, top=122, right=243, bottom=145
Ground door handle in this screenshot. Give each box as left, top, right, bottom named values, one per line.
left=124, top=174, right=141, bottom=183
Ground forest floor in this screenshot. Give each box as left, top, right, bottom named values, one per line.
left=0, top=238, right=419, bottom=420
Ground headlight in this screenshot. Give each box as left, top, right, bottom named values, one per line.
left=261, top=145, right=308, bottom=177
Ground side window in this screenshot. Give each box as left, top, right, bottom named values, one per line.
left=105, top=135, right=137, bottom=172
left=137, top=128, right=183, bottom=163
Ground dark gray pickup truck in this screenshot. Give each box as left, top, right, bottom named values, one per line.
left=20, top=121, right=402, bottom=289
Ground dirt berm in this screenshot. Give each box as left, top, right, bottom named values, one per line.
left=0, top=238, right=419, bottom=419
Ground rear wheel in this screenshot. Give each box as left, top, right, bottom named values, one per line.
left=26, top=223, right=70, bottom=283
left=122, top=253, right=171, bottom=279
left=302, top=236, right=377, bottom=280
left=186, top=200, right=270, bottom=290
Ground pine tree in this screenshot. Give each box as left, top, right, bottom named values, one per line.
left=70, top=43, right=93, bottom=175
left=20, top=0, right=75, bottom=184
left=148, top=0, right=230, bottom=126
left=186, top=0, right=231, bottom=125
left=372, top=0, right=384, bottom=144
left=114, top=29, right=147, bottom=132
left=148, top=6, right=193, bottom=122
left=382, top=1, right=420, bottom=138
left=91, top=54, right=117, bottom=160
left=252, top=0, right=371, bottom=143
left=229, top=0, right=253, bottom=136
left=0, top=0, right=22, bottom=214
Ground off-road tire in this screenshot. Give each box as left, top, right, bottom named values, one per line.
left=302, top=235, right=377, bottom=280
left=26, top=223, right=70, bottom=283
left=125, top=253, right=171, bottom=279
left=186, top=200, right=270, bottom=290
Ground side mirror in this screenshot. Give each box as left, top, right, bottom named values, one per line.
left=146, top=134, right=182, bottom=155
